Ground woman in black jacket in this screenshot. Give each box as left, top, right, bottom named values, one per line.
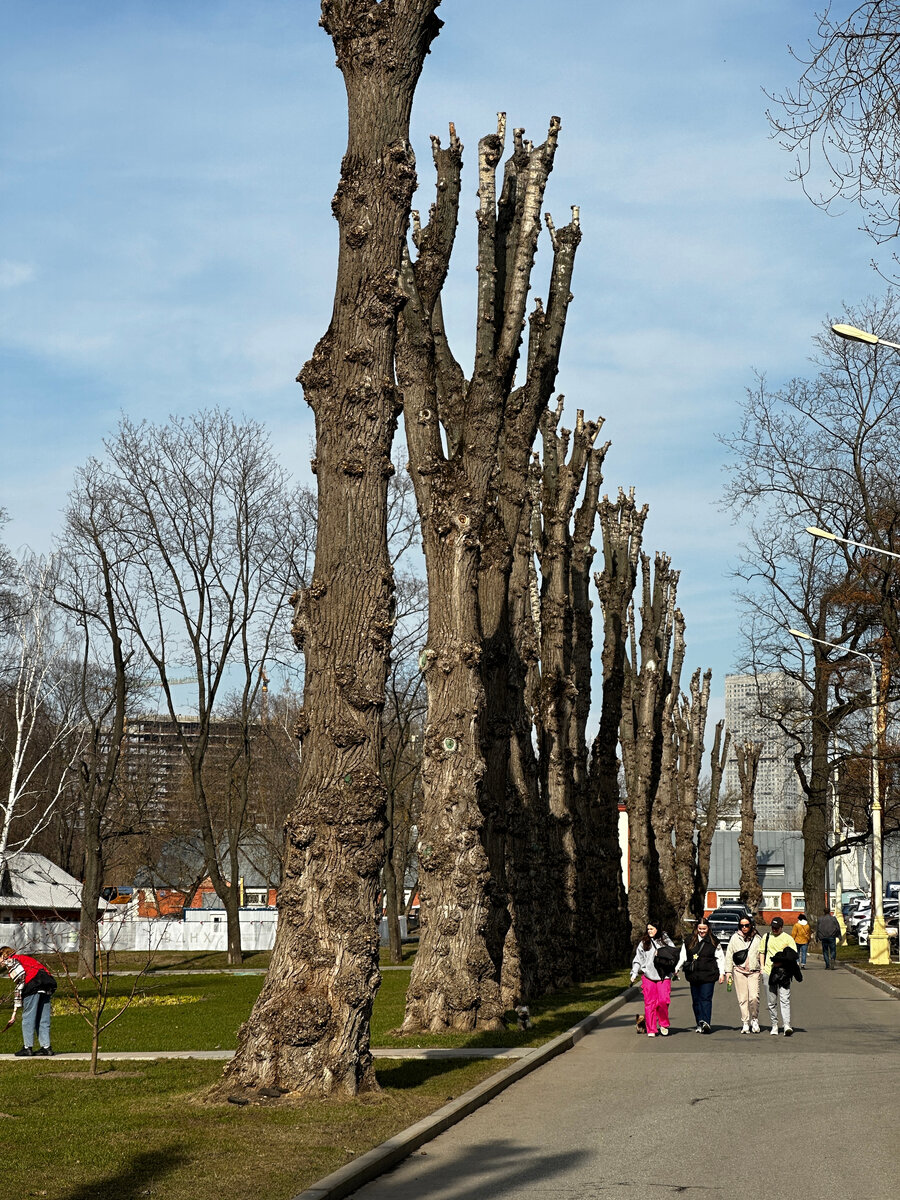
left=676, top=919, right=726, bottom=1034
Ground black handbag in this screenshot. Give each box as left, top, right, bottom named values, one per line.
left=732, top=946, right=750, bottom=966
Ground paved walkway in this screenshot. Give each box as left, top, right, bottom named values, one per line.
left=1, top=1046, right=528, bottom=1062
left=345, top=961, right=899, bottom=1200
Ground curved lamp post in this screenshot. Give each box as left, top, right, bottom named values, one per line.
left=789, top=628, right=890, bottom=965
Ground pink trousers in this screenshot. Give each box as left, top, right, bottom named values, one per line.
left=641, top=976, right=671, bottom=1033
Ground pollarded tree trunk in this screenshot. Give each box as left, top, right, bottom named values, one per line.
left=649, top=609, right=686, bottom=934
left=694, top=719, right=729, bottom=917
left=672, top=668, right=712, bottom=932
left=567, top=434, right=608, bottom=977
left=220, top=1, right=442, bottom=1097
left=499, top=473, right=543, bottom=1004
left=479, top=217, right=583, bottom=1005
left=398, top=115, right=567, bottom=1031
left=534, top=403, right=604, bottom=987
left=736, top=741, right=764, bottom=912
left=620, top=553, right=679, bottom=943
left=589, top=490, right=648, bottom=967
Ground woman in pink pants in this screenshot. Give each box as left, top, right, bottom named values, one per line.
left=630, top=922, right=677, bottom=1037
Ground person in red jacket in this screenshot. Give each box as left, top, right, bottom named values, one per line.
left=1, top=946, right=56, bottom=1056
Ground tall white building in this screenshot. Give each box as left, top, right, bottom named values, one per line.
left=724, top=672, right=805, bottom=830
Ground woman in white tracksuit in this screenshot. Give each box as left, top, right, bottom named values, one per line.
left=724, top=917, right=761, bottom=1033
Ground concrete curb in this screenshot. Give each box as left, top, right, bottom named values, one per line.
left=289, top=984, right=639, bottom=1200
left=841, top=961, right=900, bottom=999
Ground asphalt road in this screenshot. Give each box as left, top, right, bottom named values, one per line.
left=348, top=960, right=899, bottom=1200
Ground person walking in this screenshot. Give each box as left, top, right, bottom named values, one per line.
left=759, top=916, right=798, bottom=1036
left=792, top=913, right=813, bottom=966
left=630, top=922, right=677, bottom=1037
left=816, top=908, right=841, bottom=969
left=724, top=916, right=762, bottom=1033
left=676, top=918, right=725, bottom=1034
left=1, top=946, right=57, bottom=1056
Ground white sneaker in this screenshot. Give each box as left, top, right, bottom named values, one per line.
left=783, top=1026, right=793, bottom=1037
left=750, top=1020, right=760, bottom=1033
left=659, top=1026, right=669, bottom=1036
left=770, top=1025, right=779, bottom=1036
left=647, top=1031, right=656, bottom=1037
left=741, top=1022, right=750, bottom=1034
left=694, top=1026, right=702, bottom=1033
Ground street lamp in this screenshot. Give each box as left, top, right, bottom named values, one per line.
left=831, top=322, right=900, bottom=351
left=805, top=525, right=900, bottom=562
left=789, top=629, right=890, bottom=965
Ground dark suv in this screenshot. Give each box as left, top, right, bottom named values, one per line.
left=706, top=907, right=745, bottom=945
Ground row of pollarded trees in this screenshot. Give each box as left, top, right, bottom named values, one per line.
left=218, top=1, right=735, bottom=1099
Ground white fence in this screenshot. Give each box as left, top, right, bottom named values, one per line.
left=6, top=909, right=405, bottom=955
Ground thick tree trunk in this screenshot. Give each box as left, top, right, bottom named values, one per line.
left=590, top=491, right=647, bottom=967
left=802, top=642, right=832, bottom=923
left=220, top=2, right=442, bottom=1097
left=672, top=669, right=711, bottom=932
left=694, top=720, right=729, bottom=917
left=620, top=554, right=679, bottom=942
left=649, top=610, right=686, bottom=934
left=736, top=741, right=764, bottom=912
left=398, top=115, right=566, bottom=1030
left=534, top=404, right=603, bottom=986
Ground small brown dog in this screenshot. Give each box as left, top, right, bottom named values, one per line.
left=635, top=1014, right=647, bottom=1035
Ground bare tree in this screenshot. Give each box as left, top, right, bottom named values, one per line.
left=0, top=555, right=83, bottom=871
left=223, top=1, right=443, bottom=1097
left=767, top=3, right=900, bottom=255
left=76, top=411, right=305, bottom=967
left=735, top=741, right=764, bottom=912
left=55, top=479, right=146, bottom=978
left=721, top=303, right=900, bottom=917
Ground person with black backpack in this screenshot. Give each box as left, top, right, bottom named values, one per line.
left=630, top=922, right=677, bottom=1037
left=1, top=946, right=57, bottom=1056
left=676, top=918, right=726, bottom=1034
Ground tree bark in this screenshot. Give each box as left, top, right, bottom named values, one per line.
left=671, top=668, right=711, bottom=931
left=221, top=1, right=442, bottom=1096
left=620, top=553, right=679, bottom=942
left=589, top=490, right=647, bottom=967
left=736, top=741, right=764, bottom=912
left=533, top=403, right=603, bottom=986
left=398, top=114, right=567, bottom=1031
left=695, top=720, right=729, bottom=917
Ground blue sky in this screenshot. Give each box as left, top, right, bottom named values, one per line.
left=0, top=1, right=884, bottom=720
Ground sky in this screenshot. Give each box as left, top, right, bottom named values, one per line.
left=0, top=1, right=887, bottom=724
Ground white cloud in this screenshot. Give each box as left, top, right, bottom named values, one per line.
left=0, top=260, right=35, bottom=288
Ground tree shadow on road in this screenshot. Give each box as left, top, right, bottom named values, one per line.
left=376, top=1136, right=591, bottom=1199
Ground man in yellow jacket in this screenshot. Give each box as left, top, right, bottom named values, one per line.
left=759, top=916, right=796, bottom=1036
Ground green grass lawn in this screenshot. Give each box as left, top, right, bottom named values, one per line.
left=0, top=1057, right=505, bottom=1200
left=1, top=964, right=630, bottom=1054
left=0, top=962, right=630, bottom=1199
left=50, top=939, right=417, bottom=974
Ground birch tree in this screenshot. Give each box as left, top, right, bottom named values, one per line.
left=0, top=555, right=82, bottom=873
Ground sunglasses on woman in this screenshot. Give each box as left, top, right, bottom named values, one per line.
left=739, top=922, right=751, bottom=929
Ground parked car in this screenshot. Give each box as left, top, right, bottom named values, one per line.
left=707, top=907, right=744, bottom=944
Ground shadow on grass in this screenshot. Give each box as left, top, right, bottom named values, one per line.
left=375, top=1058, right=485, bottom=1089
left=59, top=1145, right=188, bottom=1200
left=376, top=976, right=629, bottom=1050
